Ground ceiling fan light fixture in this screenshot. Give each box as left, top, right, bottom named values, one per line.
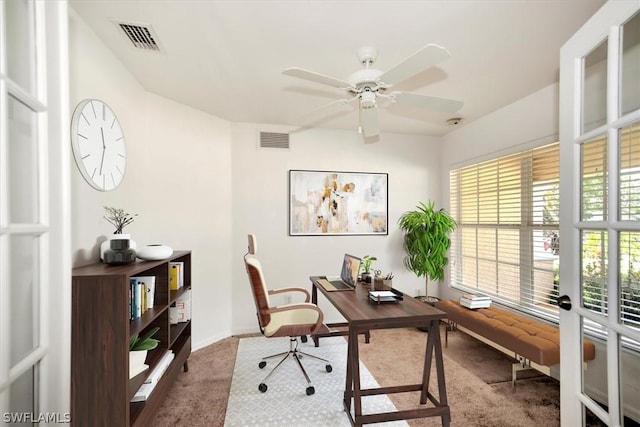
left=360, top=89, right=376, bottom=109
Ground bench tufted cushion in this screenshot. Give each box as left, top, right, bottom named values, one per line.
left=436, top=300, right=596, bottom=366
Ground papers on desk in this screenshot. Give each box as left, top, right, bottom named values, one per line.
left=369, top=290, right=400, bottom=304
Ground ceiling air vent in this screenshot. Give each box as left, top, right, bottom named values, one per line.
left=259, top=132, right=290, bottom=149
left=114, top=21, right=161, bottom=51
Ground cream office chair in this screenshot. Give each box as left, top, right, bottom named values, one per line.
left=243, top=234, right=332, bottom=396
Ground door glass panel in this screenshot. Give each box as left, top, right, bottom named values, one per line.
left=581, top=136, right=608, bottom=221
left=584, top=40, right=608, bottom=133
left=4, top=0, right=35, bottom=95
left=619, top=232, right=640, bottom=330
left=622, top=12, right=640, bottom=116
left=582, top=230, right=608, bottom=316
left=583, top=321, right=608, bottom=426
left=9, top=367, right=36, bottom=425
left=620, top=336, right=640, bottom=425
left=619, top=123, right=640, bottom=221
left=8, top=95, right=39, bottom=224
left=10, top=235, right=38, bottom=367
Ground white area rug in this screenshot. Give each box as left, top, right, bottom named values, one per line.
left=223, top=336, right=408, bottom=426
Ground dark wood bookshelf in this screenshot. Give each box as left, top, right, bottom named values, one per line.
left=71, top=250, right=192, bottom=427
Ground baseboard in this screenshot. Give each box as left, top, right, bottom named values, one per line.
left=192, top=330, right=232, bottom=352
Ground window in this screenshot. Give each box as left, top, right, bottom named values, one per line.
left=450, top=126, right=640, bottom=330
left=449, top=143, right=560, bottom=316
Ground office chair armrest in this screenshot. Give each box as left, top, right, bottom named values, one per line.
left=268, top=303, right=324, bottom=332
left=268, top=287, right=311, bottom=303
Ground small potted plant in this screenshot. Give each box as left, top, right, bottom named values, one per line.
left=129, top=326, right=160, bottom=378
left=104, top=206, right=138, bottom=234
left=100, top=206, right=138, bottom=261
left=360, top=255, right=377, bottom=284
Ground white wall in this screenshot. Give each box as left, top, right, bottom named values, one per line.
left=69, top=11, right=233, bottom=349
left=68, top=10, right=444, bottom=346
left=230, top=124, right=443, bottom=333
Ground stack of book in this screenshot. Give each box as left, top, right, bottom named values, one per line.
left=132, top=350, right=175, bottom=402
left=460, top=293, right=491, bottom=309
left=129, top=276, right=156, bottom=320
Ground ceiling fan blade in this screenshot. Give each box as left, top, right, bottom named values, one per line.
left=378, top=44, right=451, bottom=86
left=391, top=91, right=463, bottom=113
left=283, top=67, right=351, bottom=89
left=359, top=107, right=380, bottom=138
left=291, top=97, right=358, bottom=131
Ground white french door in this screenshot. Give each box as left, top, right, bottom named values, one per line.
left=559, top=1, right=640, bottom=426
left=0, top=0, right=70, bottom=424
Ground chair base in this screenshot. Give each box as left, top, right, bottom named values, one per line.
left=258, top=336, right=332, bottom=395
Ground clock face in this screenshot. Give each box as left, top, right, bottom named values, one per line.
left=70, top=99, right=127, bottom=191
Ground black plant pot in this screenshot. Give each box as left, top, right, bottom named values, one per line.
left=416, top=296, right=441, bottom=332
left=103, top=239, right=136, bottom=265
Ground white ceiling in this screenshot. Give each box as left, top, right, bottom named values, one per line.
left=69, top=0, right=606, bottom=137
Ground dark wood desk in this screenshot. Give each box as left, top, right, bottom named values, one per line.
left=310, top=276, right=450, bottom=426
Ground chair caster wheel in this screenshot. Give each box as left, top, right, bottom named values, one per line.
left=301, top=335, right=308, bottom=343
left=326, top=364, right=333, bottom=373
left=258, top=361, right=266, bottom=369
left=306, top=386, right=315, bottom=396
left=259, top=383, right=268, bottom=393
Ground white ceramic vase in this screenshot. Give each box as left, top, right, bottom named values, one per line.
left=100, top=234, right=137, bottom=261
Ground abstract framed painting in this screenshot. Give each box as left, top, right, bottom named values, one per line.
left=288, top=169, right=388, bottom=236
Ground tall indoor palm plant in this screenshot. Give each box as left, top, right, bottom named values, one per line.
left=398, top=200, right=456, bottom=302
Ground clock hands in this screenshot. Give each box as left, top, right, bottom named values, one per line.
left=99, top=127, right=106, bottom=175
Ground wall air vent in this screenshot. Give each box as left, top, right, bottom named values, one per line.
left=114, top=21, right=161, bottom=51
left=259, top=132, right=290, bottom=149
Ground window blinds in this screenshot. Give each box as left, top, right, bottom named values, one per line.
left=449, top=143, right=560, bottom=311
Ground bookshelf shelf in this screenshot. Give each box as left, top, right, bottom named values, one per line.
left=71, top=250, right=192, bottom=427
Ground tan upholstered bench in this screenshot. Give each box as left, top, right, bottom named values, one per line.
left=435, top=300, right=596, bottom=386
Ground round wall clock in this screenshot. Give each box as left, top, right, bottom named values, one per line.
left=70, top=99, right=127, bottom=191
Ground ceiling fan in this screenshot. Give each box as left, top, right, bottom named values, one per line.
left=283, top=43, right=463, bottom=138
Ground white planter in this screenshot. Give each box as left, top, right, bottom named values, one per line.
left=129, top=350, right=148, bottom=379
left=100, top=234, right=137, bottom=261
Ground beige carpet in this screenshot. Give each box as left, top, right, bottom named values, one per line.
left=151, top=325, right=603, bottom=426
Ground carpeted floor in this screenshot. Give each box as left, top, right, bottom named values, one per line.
left=151, top=324, right=604, bottom=426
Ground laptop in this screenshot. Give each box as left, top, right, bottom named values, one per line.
left=317, top=254, right=361, bottom=291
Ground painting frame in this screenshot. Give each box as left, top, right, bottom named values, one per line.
left=288, top=169, right=388, bottom=236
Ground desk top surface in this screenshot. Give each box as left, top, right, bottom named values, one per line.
left=310, top=276, right=445, bottom=328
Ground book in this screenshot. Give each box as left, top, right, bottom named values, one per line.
left=460, top=292, right=491, bottom=301
left=132, top=351, right=176, bottom=402
left=129, top=363, right=149, bottom=380
left=131, top=276, right=156, bottom=309
left=169, top=262, right=184, bottom=290
left=131, top=381, right=155, bottom=402
left=133, top=280, right=142, bottom=318
left=460, top=297, right=491, bottom=309
left=460, top=300, right=491, bottom=309
left=144, top=351, right=175, bottom=385
left=178, top=289, right=192, bottom=321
